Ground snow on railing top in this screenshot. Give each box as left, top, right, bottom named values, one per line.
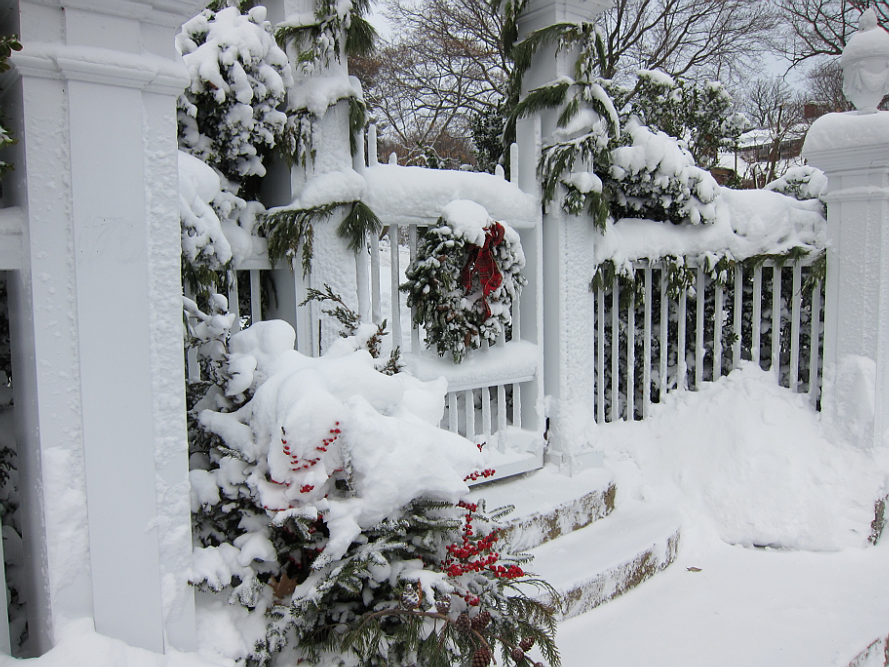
left=593, top=187, right=826, bottom=270
left=362, top=164, right=541, bottom=228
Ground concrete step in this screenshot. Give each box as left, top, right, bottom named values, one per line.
left=525, top=499, right=681, bottom=620
left=467, top=466, right=616, bottom=552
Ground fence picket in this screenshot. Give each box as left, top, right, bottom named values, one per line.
left=643, top=266, right=652, bottom=419
left=448, top=392, right=458, bottom=432
left=695, top=268, right=705, bottom=387
left=409, top=226, right=419, bottom=354
left=228, top=272, right=240, bottom=334
left=790, top=264, right=802, bottom=392
left=611, top=277, right=620, bottom=420
left=464, top=389, right=475, bottom=440
left=714, top=281, right=724, bottom=379
left=389, top=225, right=402, bottom=352
left=370, top=234, right=382, bottom=324
left=512, top=383, right=522, bottom=428
left=627, top=288, right=635, bottom=421
left=678, top=288, right=687, bottom=390
left=497, top=385, right=507, bottom=450
left=809, top=279, right=822, bottom=406
left=659, top=268, right=668, bottom=402
left=732, top=266, right=742, bottom=370
left=249, top=269, right=262, bottom=325
left=772, top=266, right=782, bottom=376
left=597, top=287, right=605, bottom=423
left=481, top=385, right=492, bottom=436
left=752, top=266, right=763, bottom=366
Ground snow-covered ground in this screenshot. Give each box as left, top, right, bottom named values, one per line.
left=6, top=364, right=889, bottom=666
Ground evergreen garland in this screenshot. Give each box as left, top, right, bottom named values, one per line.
left=402, top=214, right=527, bottom=363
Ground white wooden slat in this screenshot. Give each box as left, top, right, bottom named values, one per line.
left=643, top=266, right=652, bottom=418
left=714, top=281, right=724, bottom=380
left=497, top=385, right=507, bottom=450
left=464, top=389, right=475, bottom=440
left=659, top=268, right=668, bottom=401
left=695, top=268, right=705, bottom=388
left=809, top=280, right=822, bottom=407
left=678, top=288, right=687, bottom=391
left=627, top=288, right=635, bottom=421
left=512, top=291, right=521, bottom=341
left=249, top=269, right=262, bottom=325
left=389, top=225, right=403, bottom=352
left=611, top=277, right=620, bottom=420
left=752, top=266, right=762, bottom=366
left=409, top=226, right=420, bottom=354
left=512, top=383, right=522, bottom=428
left=293, top=260, right=312, bottom=355
left=732, top=266, right=743, bottom=370
left=790, top=264, right=802, bottom=392
left=448, top=392, right=459, bottom=432
left=771, top=265, right=782, bottom=377
left=370, top=233, right=382, bottom=324
left=356, top=243, right=370, bottom=322
left=481, top=385, right=492, bottom=436
left=597, top=287, right=605, bottom=423
left=228, top=271, right=240, bottom=334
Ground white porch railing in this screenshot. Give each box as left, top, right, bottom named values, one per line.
left=188, top=210, right=545, bottom=482
left=590, top=255, right=825, bottom=423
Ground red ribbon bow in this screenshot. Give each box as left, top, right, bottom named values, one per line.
left=461, top=221, right=505, bottom=320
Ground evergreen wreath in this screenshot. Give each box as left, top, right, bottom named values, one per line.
left=402, top=203, right=527, bottom=363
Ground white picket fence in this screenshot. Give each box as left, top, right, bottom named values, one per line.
left=590, top=255, right=825, bottom=423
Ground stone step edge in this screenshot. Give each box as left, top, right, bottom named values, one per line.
left=845, top=633, right=889, bottom=667
left=502, top=481, right=617, bottom=552
left=553, top=526, right=680, bottom=620
left=521, top=502, right=682, bottom=621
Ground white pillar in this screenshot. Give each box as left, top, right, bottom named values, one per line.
left=804, top=112, right=889, bottom=452
left=5, top=0, right=203, bottom=654
left=515, top=0, right=611, bottom=473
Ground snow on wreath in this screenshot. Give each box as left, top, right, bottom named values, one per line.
left=401, top=201, right=527, bottom=363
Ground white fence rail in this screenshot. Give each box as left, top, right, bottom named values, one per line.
left=590, top=255, right=825, bottom=423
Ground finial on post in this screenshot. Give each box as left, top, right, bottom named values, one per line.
left=841, top=8, right=889, bottom=113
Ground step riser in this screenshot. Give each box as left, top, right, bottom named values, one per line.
left=504, top=483, right=616, bottom=552
left=548, top=529, right=681, bottom=621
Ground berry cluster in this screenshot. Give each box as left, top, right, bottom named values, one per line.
left=464, top=468, right=496, bottom=482
left=441, top=500, right=525, bottom=582
left=281, top=422, right=341, bottom=473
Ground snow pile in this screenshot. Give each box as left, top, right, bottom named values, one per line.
left=179, top=151, right=233, bottom=268
left=594, top=186, right=826, bottom=268
left=0, top=618, right=233, bottom=667
left=290, top=75, right=363, bottom=118
left=196, top=320, right=484, bottom=565
left=602, top=364, right=889, bottom=551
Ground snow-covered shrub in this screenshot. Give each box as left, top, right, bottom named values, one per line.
left=765, top=166, right=828, bottom=203
left=402, top=201, right=527, bottom=363
left=615, top=71, right=749, bottom=170
left=177, top=6, right=293, bottom=195
left=609, top=117, right=719, bottom=225
left=189, top=319, right=557, bottom=666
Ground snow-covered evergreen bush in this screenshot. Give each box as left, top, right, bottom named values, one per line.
left=609, top=117, right=719, bottom=225
left=189, top=319, right=557, bottom=667
left=765, top=166, right=828, bottom=204
left=177, top=6, right=293, bottom=196
left=402, top=201, right=527, bottom=363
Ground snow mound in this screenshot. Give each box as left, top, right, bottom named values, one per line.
left=199, top=320, right=484, bottom=564
left=604, top=364, right=889, bottom=551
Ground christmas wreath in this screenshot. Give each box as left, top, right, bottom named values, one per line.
left=401, top=201, right=527, bottom=363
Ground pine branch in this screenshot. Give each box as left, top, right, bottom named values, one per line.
left=337, top=200, right=382, bottom=252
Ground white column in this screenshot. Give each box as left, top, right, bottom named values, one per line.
left=6, top=0, right=204, bottom=654
left=516, top=0, right=612, bottom=473
left=804, top=111, right=889, bottom=452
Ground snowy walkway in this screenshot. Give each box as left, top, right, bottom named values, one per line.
left=558, top=523, right=889, bottom=667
